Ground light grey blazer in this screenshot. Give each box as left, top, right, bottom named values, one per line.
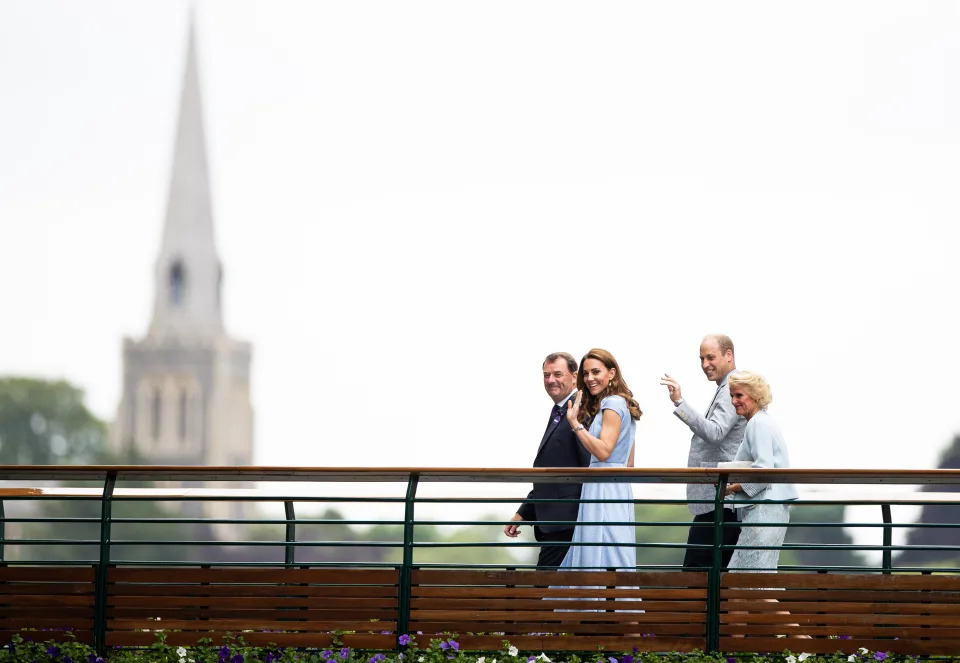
left=674, top=372, right=746, bottom=515
left=725, top=409, right=799, bottom=506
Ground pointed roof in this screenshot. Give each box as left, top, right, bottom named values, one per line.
left=148, top=14, right=223, bottom=340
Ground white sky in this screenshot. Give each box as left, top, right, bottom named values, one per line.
left=2, top=0, right=960, bottom=483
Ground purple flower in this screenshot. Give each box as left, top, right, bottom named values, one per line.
left=219, top=647, right=231, bottom=662
left=322, top=651, right=333, bottom=659
left=727, top=658, right=737, bottom=663
left=528, top=658, right=536, bottom=663
left=381, top=631, right=393, bottom=636
left=64, top=657, right=74, bottom=663
left=608, top=657, right=618, bottom=663
left=327, top=659, right=336, bottom=663
left=440, top=642, right=450, bottom=651
left=341, top=648, right=351, bottom=659
left=623, top=656, right=633, bottom=663
left=232, top=655, right=244, bottom=663
left=838, top=636, right=851, bottom=640
left=47, top=647, right=61, bottom=658
left=448, top=641, right=459, bottom=651
left=266, top=654, right=276, bottom=663
left=875, top=654, right=887, bottom=662
left=399, top=635, right=412, bottom=646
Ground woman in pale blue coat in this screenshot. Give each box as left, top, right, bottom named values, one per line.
left=724, top=371, right=798, bottom=572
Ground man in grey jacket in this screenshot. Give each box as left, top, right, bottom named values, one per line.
left=661, top=334, right=746, bottom=569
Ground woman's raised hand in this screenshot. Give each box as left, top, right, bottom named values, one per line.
left=566, top=390, right=582, bottom=426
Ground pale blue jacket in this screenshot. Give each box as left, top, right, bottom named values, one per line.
left=725, top=409, right=798, bottom=506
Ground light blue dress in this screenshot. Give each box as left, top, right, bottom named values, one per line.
left=559, top=395, right=637, bottom=571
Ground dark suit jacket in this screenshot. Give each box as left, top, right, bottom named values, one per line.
left=516, top=400, right=592, bottom=534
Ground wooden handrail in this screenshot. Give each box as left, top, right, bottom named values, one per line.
left=2, top=465, right=960, bottom=484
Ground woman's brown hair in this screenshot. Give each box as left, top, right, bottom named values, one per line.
left=575, top=348, right=643, bottom=426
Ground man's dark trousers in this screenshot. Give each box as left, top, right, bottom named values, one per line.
left=683, top=508, right=741, bottom=569
left=535, top=527, right=575, bottom=569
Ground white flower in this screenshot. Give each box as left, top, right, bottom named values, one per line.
left=799, top=654, right=812, bottom=661
left=508, top=647, right=519, bottom=657
left=477, top=658, right=485, bottom=663
left=538, top=655, right=551, bottom=663
left=418, top=657, right=424, bottom=662
left=786, top=656, right=797, bottom=663
left=848, top=657, right=857, bottom=662
left=859, top=649, right=869, bottom=655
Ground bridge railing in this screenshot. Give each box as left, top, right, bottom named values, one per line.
left=1, top=466, right=959, bottom=654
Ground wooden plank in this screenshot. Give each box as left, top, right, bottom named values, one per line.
left=414, top=622, right=706, bottom=643
left=108, top=584, right=396, bottom=598
left=0, top=583, right=94, bottom=596
left=0, top=567, right=96, bottom=581
left=107, top=618, right=395, bottom=631
left=109, top=596, right=397, bottom=609
left=412, top=569, right=707, bottom=587
left=722, top=572, right=960, bottom=591
left=411, top=609, right=689, bottom=622
left=721, top=612, right=960, bottom=627
left=108, top=567, right=399, bottom=584
left=108, top=608, right=397, bottom=621
left=723, top=624, right=960, bottom=638
left=0, top=608, right=93, bottom=620
left=722, top=600, right=960, bottom=615
left=0, top=594, right=93, bottom=607
left=412, top=586, right=705, bottom=599
left=454, top=634, right=703, bottom=652
left=0, top=618, right=94, bottom=628
left=721, top=588, right=960, bottom=601
left=105, top=631, right=394, bottom=649
left=411, top=598, right=706, bottom=611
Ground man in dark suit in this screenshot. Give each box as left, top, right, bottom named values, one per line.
left=504, top=352, right=592, bottom=568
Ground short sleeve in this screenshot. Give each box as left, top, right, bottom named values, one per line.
left=600, top=395, right=628, bottom=423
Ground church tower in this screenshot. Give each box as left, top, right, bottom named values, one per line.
left=110, top=17, right=253, bottom=474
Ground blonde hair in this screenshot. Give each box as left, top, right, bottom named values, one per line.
left=728, top=370, right=772, bottom=409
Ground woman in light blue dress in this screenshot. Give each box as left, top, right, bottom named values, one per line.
left=723, top=371, right=798, bottom=572
left=560, top=348, right=642, bottom=571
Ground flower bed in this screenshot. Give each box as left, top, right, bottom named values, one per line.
left=0, top=633, right=934, bottom=663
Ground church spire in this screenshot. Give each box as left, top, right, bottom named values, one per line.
left=149, top=13, right=223, bottom=340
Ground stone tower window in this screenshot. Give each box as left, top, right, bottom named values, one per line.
left=169, top=260, right=186, bottom=306
left=151, top=387, right=162, bottom=441
left=178, top=388, right=189, bottom=444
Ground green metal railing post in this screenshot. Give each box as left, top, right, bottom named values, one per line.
left=705, top=475, right=728, bottom=654
left=0, top=500, right=5, bottom=563
left=881, top=503, right=892, bottom=574
left=94, top=472, right=117, bottom=655
left=284, top=501, right=297, bottom=565
left=397, top=473, right=419, bottom=650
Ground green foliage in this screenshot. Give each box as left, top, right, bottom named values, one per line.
left=634, top=502, right=690, bottom=567
left=0, top=376, right=207, bottom=563
left=0, top=377, right=108, bottom=465
left=782, top=504, right=867, bottom=569
left=0, top=631, right=936, bottom=663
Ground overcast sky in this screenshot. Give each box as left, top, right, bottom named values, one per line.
left=2, top=1, right=959, bottom=487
